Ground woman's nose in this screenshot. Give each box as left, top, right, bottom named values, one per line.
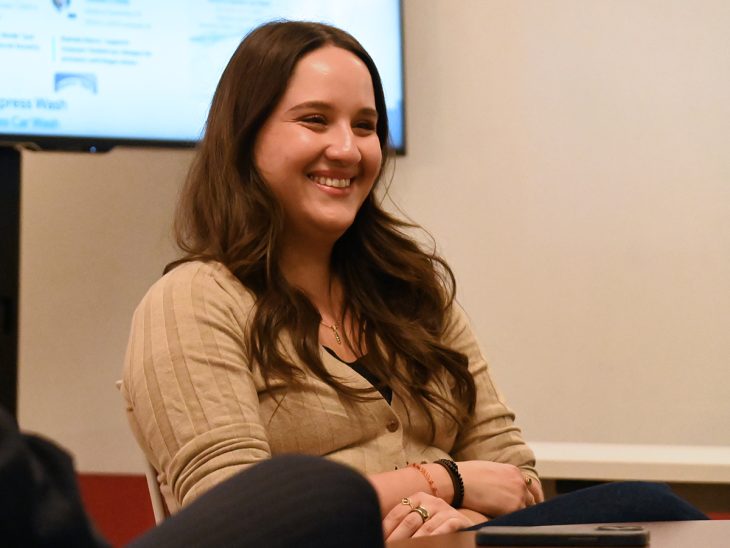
left=325, top=125, right=362, bottom=164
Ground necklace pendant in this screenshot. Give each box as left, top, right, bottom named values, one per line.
left=331, top=324, right=342, bottom=345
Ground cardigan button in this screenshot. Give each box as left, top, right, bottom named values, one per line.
left=386, top=419, right=399, bottom=432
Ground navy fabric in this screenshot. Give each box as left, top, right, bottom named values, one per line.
left=468, top=481, right=707, bottom=530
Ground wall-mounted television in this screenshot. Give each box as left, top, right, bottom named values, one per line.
left=0, top=0, right=405, bottom=153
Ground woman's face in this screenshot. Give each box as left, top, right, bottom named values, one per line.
left=254, top=45, right=382, bottom=244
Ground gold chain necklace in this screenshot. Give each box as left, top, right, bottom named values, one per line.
left=321, top=321, right=342, bottom=345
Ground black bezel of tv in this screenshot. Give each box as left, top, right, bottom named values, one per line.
left=1, top=135, right=191, bottom=153
left=0, top=2, right=406, bottom=155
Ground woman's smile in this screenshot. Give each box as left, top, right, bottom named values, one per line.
left=308, top=175, right=353, bottom=189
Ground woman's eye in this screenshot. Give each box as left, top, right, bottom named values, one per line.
left=354, top=120, right=376, bottom=133
left=301, top=115, right=327, bottom=126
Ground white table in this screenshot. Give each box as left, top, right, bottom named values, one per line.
left=530, top=442, right=730, bottom=484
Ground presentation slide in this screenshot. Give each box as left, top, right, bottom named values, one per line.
left=0, top=0, right=403, bottom=148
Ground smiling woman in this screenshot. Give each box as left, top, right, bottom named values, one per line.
left=122, top=19, right=539, bottom=540
left=120, top=20, right=703, bottom=545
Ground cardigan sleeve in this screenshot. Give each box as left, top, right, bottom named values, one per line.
left=445, top=304, right=539, bottom=481
left=121, top=261, right=271, bottom=509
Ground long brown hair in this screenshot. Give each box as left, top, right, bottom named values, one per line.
left=170, top=21, right=476, bottom=437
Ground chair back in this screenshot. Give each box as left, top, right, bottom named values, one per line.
left=115, top=380, right=168, bottom=524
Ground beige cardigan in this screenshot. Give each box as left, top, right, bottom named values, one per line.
left=122, top=261, right=538, bottom=512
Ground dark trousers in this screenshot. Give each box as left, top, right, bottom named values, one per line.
left=128, top=454, right=384, bottom=548
left=469, top=481, right=707, bottom=530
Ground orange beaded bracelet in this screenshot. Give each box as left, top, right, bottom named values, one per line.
left=409, top=462, right=438, bottom=497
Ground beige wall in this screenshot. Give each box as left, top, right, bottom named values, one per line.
left=18, top=148, right=191, bottom=472
left=17, top=0, right=730, bottom=473
left=393, top=0, right=730, bottom=447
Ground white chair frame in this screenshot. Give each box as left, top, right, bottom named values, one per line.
left=116, top=380, right=167, bottom=524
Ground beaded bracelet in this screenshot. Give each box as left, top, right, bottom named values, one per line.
left=408, top=462, right=438, bottom=497
left=433, top=459, right=464, bottom=508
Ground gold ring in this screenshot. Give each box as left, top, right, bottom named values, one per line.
left=524, top=476, right=533, bottom=486
left=409, top=505, right=430, bottom=523
left=401, top=497, right=414, bottom=508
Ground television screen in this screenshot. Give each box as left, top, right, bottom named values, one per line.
left=0, top=0, right=404, bottom=152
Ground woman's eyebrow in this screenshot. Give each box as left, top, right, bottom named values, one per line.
left=286, top=101, right=332, bottom=114
left=286, top=101, right=378, bottom=119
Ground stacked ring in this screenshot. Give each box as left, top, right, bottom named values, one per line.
left=409, top=505, right=430, bottom=523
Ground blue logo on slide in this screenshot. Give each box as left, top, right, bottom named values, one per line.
left=52, top=0, right=70, bottom=11
left=54, top=73, right=98, bottom=94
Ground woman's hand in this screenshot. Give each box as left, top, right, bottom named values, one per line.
left=382, top=492, right=474, bottom=541
left=457, top=461, right=543, bottom=516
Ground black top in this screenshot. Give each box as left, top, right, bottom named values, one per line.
left=323, top=347, right=393, bottom=404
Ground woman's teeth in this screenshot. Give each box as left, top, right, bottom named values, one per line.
left=310, top=175, right=351, bottom=188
